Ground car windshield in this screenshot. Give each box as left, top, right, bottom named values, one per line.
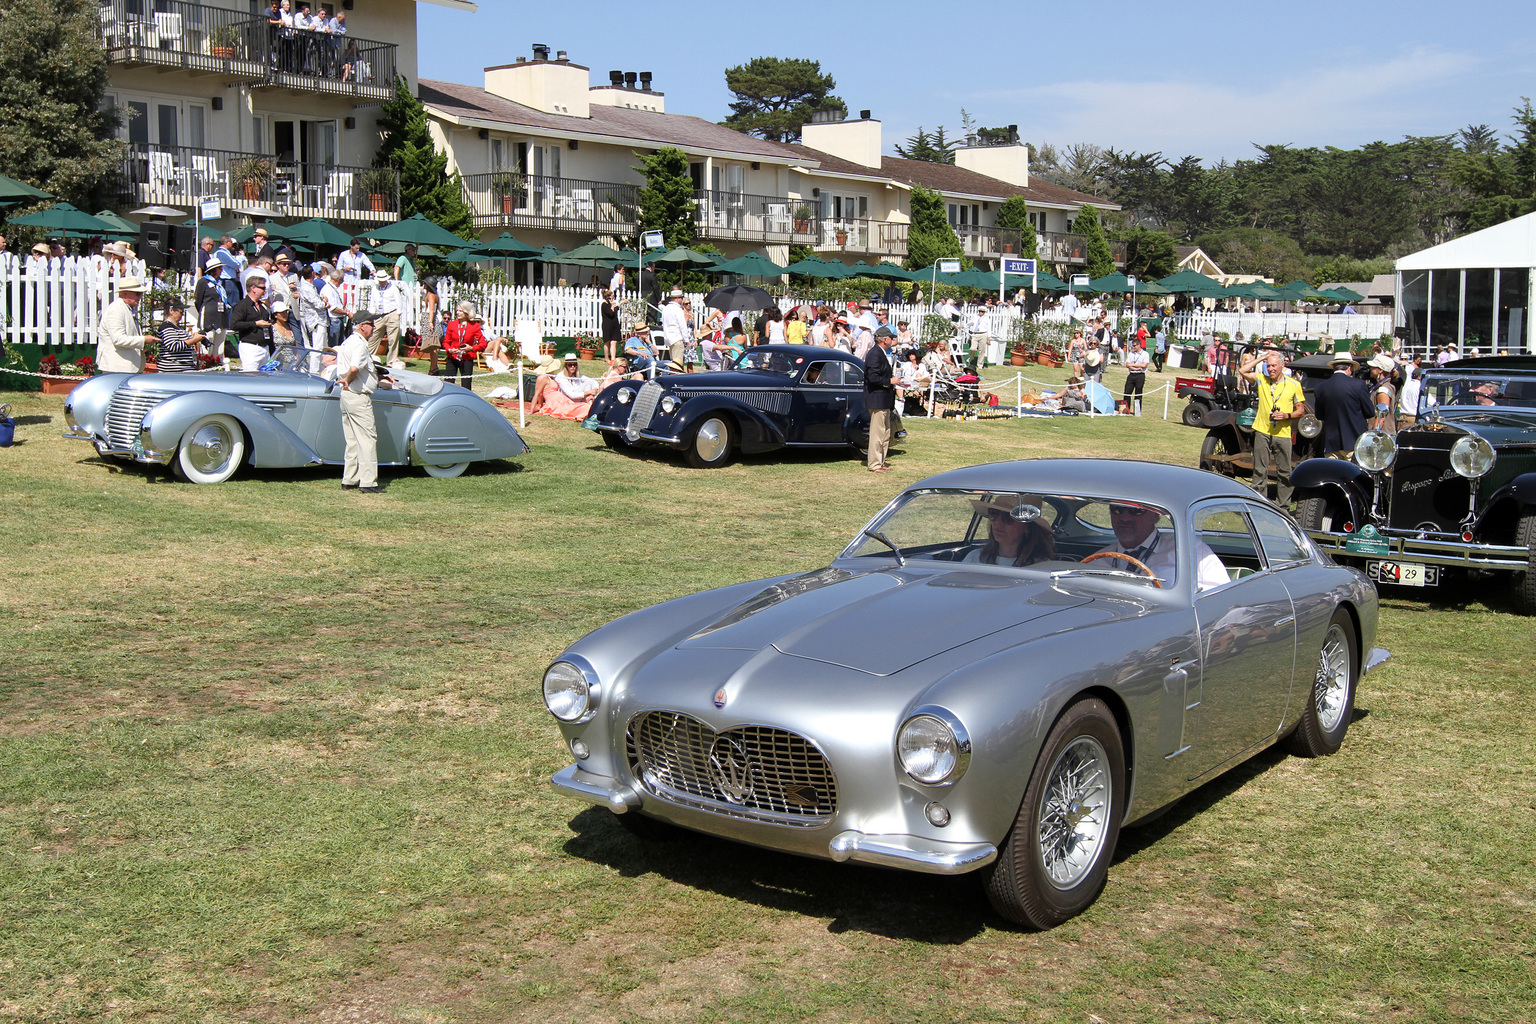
left=842, top=488, right=1179, bottom=585
left=735, top=348, right=806, bottom=377
left=1419, top=371, right=1536, bottom=413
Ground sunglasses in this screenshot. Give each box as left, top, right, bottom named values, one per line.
left=1109, top=505, right=1154, bottom=518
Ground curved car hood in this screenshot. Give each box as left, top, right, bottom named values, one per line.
left=1420, top=410, right=1536, bottom=445
left=118, top=369, right=330, bottom=398
left=677, top=566, right=1091, bottom=676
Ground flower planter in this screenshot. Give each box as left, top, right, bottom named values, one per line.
left=369, top=193, right=386, bottom=213
left=794, top=219, right=810, bottom=233
left=578, top=347, right=597, bottom=361
left=1002, top=244, right=1017, bottom=254
left=40, top=375, right=78, bottom=395
left=835, top=233, right=848, bottom=245
left=211, top=46, right=235, bottom=59
left=1036, top=354, right=1061, bottom=368
left=241, top=182, right=260, bottom=202
left=1010, top=351, right=1029, bottom=366
left=500, top=195, right=513, bottom=214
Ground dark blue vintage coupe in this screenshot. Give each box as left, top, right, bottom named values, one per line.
left=586, top=345, right=871, bottom=468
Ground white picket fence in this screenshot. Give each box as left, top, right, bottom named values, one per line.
left=0, top=263, right=1396, bottom=354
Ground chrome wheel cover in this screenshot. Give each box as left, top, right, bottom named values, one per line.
left=185, top=421, right=234, bottom=474
left=1037, top=736, right=1111, bottom=889
left=1314, top=623, right=1351, bottom=732
left=694, top=419, right=728, bottom=463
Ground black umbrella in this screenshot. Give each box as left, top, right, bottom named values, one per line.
left=703, top=283, right=776, bottom=312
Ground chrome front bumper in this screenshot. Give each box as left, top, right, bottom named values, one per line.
left=1309, top=532, right=1529, bottom=572
left=550, top=764, right=998, bottom=875
left=1364, top=646, right=1391, bottom=674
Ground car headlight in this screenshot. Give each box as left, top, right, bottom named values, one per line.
left=616, top=387, right=634, bottom=405
left=1354, top=429, right=1397, bottom=472
left=897, top=707, right=971, bottom=786
left=1297, top=412, right=1321, bottom=439
left=659, top=395, right=680, bottom=415
left=1449, top=435, right=1495, bottom=479
left=543, top=658, right=599, bottom=723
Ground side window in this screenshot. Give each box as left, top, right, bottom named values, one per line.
left=1248, top=505, right=1310, bottom=566
left=804, top=361, right=837, bottom=385
left=842, top=362, right=864, bottom=386
left=1194, top=506, right=1261, bottom=584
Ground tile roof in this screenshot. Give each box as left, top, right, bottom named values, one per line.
left=419, top=79, right=799, bottom=162
left=779, top=143, right=1116, bottom=210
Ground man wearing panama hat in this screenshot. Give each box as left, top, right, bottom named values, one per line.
left=95, top=276, right=153, bottom=373
left=1312, top=349, right=1375, bottom=455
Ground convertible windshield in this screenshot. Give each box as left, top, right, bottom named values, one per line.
left=1419, top=371, right=1536, bottom=413
left=842, top=488, right=1181, bottom=584
left=734, top=349, right=807, bottom=377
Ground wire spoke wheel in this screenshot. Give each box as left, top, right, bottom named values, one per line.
left=1036, top=736, right=1112, bottom=889
left=1313, top=624, right=1351, bottom=733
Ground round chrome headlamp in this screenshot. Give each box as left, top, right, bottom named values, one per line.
left=543, top=659, right=597, bottom=722
left=616, top=387, right=635, bottom=405
left=659, top=395, right=680, bottom=415
left=1449, top=435, right=1495, bottom=479
left=1353, top=429, right=1397, bottom=472
left=897, top=707, right=971, bottom=786
left=1297, top=412, right=1322, bottom=439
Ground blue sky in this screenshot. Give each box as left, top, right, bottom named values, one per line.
left=418, top=1, right=1536, bottom=165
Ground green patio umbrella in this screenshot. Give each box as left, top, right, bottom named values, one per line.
left=92, top=210, right=140, bottom=239
left=443, top=246, right=498, bottom=263
left=537, top=244, right=564, bottom=262
left=1277, top=279, right=1328, bottom=302
left=1156, top=268, right=1224, bottom=293
left=556, top=238, right=625, bottom=267
left=1134, top=280, right=1171, bottom=296
left=283, top=217, right=358, bottom=250
left=369, top=240, right=444, bottom=258
left=0, top=172, right=51, bottom=204
left=476, top=231, right=541, bottom=258
left=1323, top=286, right=1365, bottom=302
left=368, top=212, right=472, bottom=249
left=784, top=256, right=849, bottom=279
left=999, top=268, right=1068, bottom=291
left=8, top=202, right=115, bottom=238
left=872, top=260, right=915, bottom=280
left=650, top=246, right=720, bottom=268
left=714, top=251, right=788, bottom=277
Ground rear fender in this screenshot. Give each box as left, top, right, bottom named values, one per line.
left=1176, top=387, right=1213, bottom=402
left=673, top=396, right=784, bottom=453
left=407, top=394, right=530, bottom=465
left=142, top=392, right=319, bottom=467
left=1203, top=409, right=1238, bottom=429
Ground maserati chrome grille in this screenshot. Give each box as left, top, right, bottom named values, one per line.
left=625, top=381, right=663, bottom=441
left=105, top=389, right=171, bottom=449
left=626, top=711, right=837, bottom=826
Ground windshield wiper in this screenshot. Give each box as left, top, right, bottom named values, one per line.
left=863, top=529, right=906, bottom=567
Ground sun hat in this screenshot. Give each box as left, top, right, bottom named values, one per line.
left=562, top=352, right=579, bottom=363
left=1328, top=351, right=1358, bottom=368
left=374, top=270, right=390, bottom=282
left=270, top=297, right=289, bottom=313
left=115, top=276, right=146, bottom=293
left=30, top=242, right=48, bottom=256
left=204, top=258, right=222, bottom=272
left=669, top=288, right=684, bottom=297
left=968, top=494, right=1046, bottom=519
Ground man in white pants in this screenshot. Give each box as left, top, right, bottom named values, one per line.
left=335, top=313, right=386, bottom=492
left=369, top=270, right=403, bottom=366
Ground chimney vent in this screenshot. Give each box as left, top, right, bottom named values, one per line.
left=556, top=50, right=568, bottom=62
left=639, top=71, right=653, bottom=91
left=531, top=43, right=550, bottom=61
left=609, top=70, right=623, bottom=86
left=624, top=71, right=638, bottom=87
left=860, top=109, right=871, bottom=120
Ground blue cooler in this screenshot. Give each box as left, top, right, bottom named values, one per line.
left=0, top=403, right=13, bottom=447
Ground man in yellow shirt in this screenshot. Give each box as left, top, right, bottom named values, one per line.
left=1239, top=347, right=1307, bottom=506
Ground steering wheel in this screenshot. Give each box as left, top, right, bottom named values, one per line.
left=1079, top=550, right=1163, bottom=588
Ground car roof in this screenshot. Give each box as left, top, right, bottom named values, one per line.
left=909, top=458, right=1258, bottom=510
left=745, top=344, right=865, bottom=366
left=1438, top=355, right=1536, bottom=374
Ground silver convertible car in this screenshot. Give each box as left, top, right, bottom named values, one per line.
left=62, top=345, right=528, bottom=483
left=543, top=459, right=1390, bottom=929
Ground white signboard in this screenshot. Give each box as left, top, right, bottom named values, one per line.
left=1071, top=274, right=1090, bottom=288
left=1002, top=258, right=1036, bottom=276
left=937, top=259, right=962, bottom=274
left=640, top=230, right=665, bottom=251
left=199, top=199, right=222, bottom=221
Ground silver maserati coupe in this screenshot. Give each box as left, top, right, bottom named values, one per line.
left=62, top=345, right=528, bottom=483
left=543, top=459, right=1390, bottom=929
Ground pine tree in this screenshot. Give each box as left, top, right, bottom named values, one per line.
left=905, top=185, right=964, bottom=270
left=1076, top=203, right=1115, bottom=279
left=636, top=147, right=697, bottom=250
left=374, top=76, right=474, bottom=240
left=0, top=0, right=122, bottom=208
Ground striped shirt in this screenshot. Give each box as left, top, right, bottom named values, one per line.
left=158, top=323, right=199, bottom=372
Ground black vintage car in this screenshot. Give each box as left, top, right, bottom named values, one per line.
left=1292, top=356, right=1536, bottom=613
left=586, top=345, right=872, bottom=468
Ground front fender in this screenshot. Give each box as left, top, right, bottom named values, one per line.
left=62, top=373, right=133, bottom=438
left=1292, top=457, right=1371, bottom=523
left=1506, top=472, right=1536, bottom=505
left=142, top=392, right=320, bottom=467
left=672, top=396, right=785, bottom=453
left=1203, top=408, right=1238, bottom=429
left=408, top=392, right=530, bottom=465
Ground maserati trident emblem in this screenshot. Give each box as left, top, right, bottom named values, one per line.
left=712, top=687, right=727, bottom=708
left=708, top=735, right=756, bottom=804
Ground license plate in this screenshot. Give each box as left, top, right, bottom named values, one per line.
left=1368, top=561, right=1439, bottom=587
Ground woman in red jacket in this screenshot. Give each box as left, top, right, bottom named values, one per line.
left=441, top=303, right=486, bottom=389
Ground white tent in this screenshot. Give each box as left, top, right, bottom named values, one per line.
left=1395, top=213, right=1535, bottom=354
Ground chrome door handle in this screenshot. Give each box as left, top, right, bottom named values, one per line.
left=1274, top=615, right=1295, bottom=627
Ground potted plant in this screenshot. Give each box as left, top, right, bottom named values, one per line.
left=491, top=171, right=525, bottom=214
left=792, top=203, right=813, bottom=233
left=230, top=156, right=275, bottom=202
left=575, top=334, right=598, bottom=361
left=210, top=23, right=239, bottom=59
left=358, top=168, right=395, bottom=213
left=835, top=224, right=848, bottom=245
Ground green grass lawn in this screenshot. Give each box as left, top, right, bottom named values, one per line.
left=1, top=366, right=1532, bottom=1023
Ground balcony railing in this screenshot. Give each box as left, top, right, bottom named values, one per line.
left=692, top=191, right=818, bottom=245
left=119, top=142, right=400, bottom=221
left=812, top=219, right=909, bottom=257
left=462, top=172, right=640, bottom=234
left=97, top=0, right=396, bottom=102
left=1039, top=230, right=1127, bottom=266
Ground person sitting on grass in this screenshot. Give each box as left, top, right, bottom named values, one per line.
left=532, top=354, right=601, bottom=420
